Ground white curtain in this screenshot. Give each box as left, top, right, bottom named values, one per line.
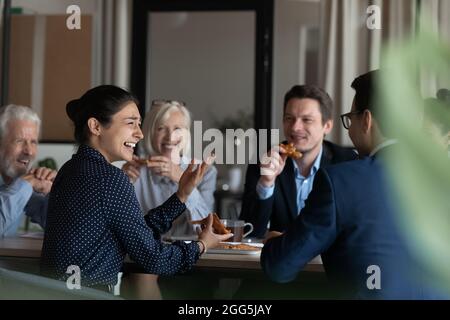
left=93, top=0, right=132, bottom=89
left=318, top=0, right=416, bottom=145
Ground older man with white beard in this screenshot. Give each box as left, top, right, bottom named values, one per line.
left=0, top=104, right=56, bottom=237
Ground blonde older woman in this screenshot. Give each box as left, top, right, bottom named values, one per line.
left=122, top=100, right=217, bottom=239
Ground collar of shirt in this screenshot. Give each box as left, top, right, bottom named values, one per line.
left=369, top=139, right=398, bottom=157
left=292, top=145, right=323, bottom=180
left=78, top=144, right=109, bottom=163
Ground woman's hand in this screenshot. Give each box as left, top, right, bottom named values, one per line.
left=197, top=214, right=234, bottom=251
left=147, top=156, right=183, bottom=183
left=176, top=160, right=209, bottom=203
left=122, top=155, right=142, bottom=183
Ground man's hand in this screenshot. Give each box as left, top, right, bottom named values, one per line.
left=22, top=174, right=53, bottom=195
left=29, top=167, right=57, bottom=182
left=23, top=167, right=57, bottom=195
left=259, top=145, right=288, bottom=187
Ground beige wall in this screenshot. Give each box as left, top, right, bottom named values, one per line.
left=148, top=11, right=255, bottom=131
left=9, top=15, right=34, bottom=107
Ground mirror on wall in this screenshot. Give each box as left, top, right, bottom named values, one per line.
left=146, top=11, right=256, bottom=215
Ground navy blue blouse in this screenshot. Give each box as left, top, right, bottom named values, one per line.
left=41, top=145, right=200, bottom=287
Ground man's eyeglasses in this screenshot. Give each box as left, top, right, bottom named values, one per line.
left=151, top=100, right=186, bottom=108
left=340, top=110, right=363, bottom=129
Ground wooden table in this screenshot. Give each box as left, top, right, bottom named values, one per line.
left=0, top=236, right=43, bottom=258
left=0, top=235, right=327, bottom=299
left=0, top=236, right=324, bottom=272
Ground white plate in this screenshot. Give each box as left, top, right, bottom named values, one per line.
left=207, top=242, right=263, bottom=255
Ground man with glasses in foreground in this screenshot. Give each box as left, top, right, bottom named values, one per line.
left=261, top=70, right=444, bottom=299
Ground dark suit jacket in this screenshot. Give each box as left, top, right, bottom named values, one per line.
left=240, top=140, right=357, bottom=237
left=260, top=147, right=444, bottom=299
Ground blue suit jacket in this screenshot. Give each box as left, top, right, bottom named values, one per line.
left=261, top=148, right=444, bottom=299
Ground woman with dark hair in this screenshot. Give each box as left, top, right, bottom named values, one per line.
left=122, top=100, right=217, bottom=239
left=40, top=85, right=231, bottom=294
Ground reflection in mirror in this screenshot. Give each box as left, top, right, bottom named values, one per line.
left=146, top=11, right=256, bottom=197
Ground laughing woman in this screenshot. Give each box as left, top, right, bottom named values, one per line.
left=122, top=100, right=217, bottom=239
left=40, top=85, right=231, bottom=293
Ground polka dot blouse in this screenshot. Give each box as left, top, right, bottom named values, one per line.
left=40, top=144, right=200, bottom=287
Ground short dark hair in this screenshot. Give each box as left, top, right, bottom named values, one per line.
left=350, top=70, right=380, bottom=116
left=66, top=85, right=139, bottom=145
left=283, top=85, right=333, bottom=123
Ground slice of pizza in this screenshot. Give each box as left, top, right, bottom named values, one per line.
left=191, top=213, right=231, bottom=235
left=280, top=142, right=302, bottom=159
left=216, top=243, right=262, bottom=251
left=135, top=158, right=149, bottom=166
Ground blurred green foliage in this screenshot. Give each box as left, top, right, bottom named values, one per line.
left=38, top=158, right=57, bottom=170
left=214, top=110, right=253, bottom=132
left=378, top=22, right=450, bottom=293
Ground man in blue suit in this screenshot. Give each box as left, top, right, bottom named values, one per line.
left=261, top=70, right=443, bottom=299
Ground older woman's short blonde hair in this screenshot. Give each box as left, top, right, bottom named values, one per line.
left=141, top=101, right=192, bottom=157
